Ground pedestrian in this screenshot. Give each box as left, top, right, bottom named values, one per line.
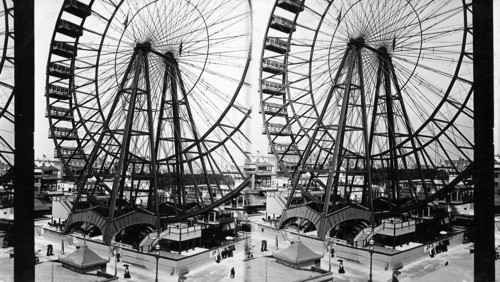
left=262, top=227, right=264, bottom=233
left=330, top=248, right=335, bottom=258
left=124, top=265, right=131, bottom=279
left=230, top=267, right=235, bottom=278
left=338, top=261, right=345, bottom=274
left=46, top=244, right=53, bottom=256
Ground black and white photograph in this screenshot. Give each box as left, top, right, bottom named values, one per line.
left=0, top=0, right=498, bottom=281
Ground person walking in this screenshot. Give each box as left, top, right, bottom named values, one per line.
left=216, top=252, right=221, bottom=263
left=124, top=264, right=131, bottom=279
left=46, top=244, right=53, bottom=256
left=338, top=260, right=345, bottom=274
left=230, top=267, right=235, bottom=278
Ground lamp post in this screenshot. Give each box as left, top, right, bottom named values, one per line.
left=328, top=242, right=332, bottom=272
left=369, top=239, right=374, bottom=282
left=328, top=240, right=335, bottom=272
left=113, top=246, right=121, bottom=277
left=245, top=214, right=250, bottom=247
left=155, top=244, right=160, bottom=282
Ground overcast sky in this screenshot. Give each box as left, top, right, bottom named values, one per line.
left=33, top=0, right=500, bottom=160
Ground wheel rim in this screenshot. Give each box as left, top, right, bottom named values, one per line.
left=261, top=0, right=473, bottom=215
left=46, top=0, right=253, bottom=220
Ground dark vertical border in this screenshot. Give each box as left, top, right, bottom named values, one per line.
left=13, top=0, right=34, bottom=281
left=473, top=0, right=494, bottom=281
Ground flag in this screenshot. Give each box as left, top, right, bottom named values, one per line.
left=123, top=14, right=129, bottom=27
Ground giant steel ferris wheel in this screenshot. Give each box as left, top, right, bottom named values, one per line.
left=46, top=0, right=253, bottom=244
left=260, top=0, right=474, bottom=239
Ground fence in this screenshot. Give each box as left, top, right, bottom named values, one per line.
left=248, top=220, right=465, bottom=271
left=35, top=225, right=249, bottom=276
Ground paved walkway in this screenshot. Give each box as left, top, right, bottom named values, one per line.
left=1, top=216, right=500, bottom=281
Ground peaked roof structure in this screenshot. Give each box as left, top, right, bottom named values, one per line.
left=44, top=165, right=60, bottom=172
left=274, top=240, right=323, bottom=264
left=60, top=245, right=109, bottom=273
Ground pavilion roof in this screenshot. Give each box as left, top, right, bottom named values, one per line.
left=43, top=165, right=59, bottom=172
left=274, top=240, right=323, bottom=264
left=60, top=245, right=109, bottom=270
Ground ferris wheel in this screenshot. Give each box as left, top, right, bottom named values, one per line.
left=260, top=0, right=473, bottom=238
left=0, top=0, right=14, bottom=183
left=46, top=0, right=253, bottom=243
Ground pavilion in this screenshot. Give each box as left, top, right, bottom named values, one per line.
left=274, top=240, right=323, bottom=269
left=59, top=245, right=109, bottom=273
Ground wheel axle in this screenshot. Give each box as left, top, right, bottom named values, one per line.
left=135, top=42, right=151, bottom=52
left=348, top=37, right=365, bottom=48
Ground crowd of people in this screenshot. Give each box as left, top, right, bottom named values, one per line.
left=215, top=245, right=235, bottom=263
left=428, top=239, right=450, bottom=258
left=0, top=194, right=13, bottom=206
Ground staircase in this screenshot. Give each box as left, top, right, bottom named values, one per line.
left=268, top=190, right=287, bottom=209
left=176, top=177, right=251, bottom=222
left=353, top=224, right=384, bottom=246
left=51, top=195, right=73, bottom=219
left=139, top=233, right=158, bottom=251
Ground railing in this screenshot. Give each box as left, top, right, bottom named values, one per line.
left=262, top=59, right=286, bottom=72
left=266, top=37, right=289, bottom=52
left=262, top=80, right=285, bottom=93
left=161, top=225, right=202, bottom=238
left=380, top=219, right=416, bottom=231
left=47, top=85, right=72, bottom=99
left=52, top=41, right=77, bottom=57
left=271, top=15, right=296, bottom=31
left=277, top=0, right=304, bottom=13
left=270, top=143, right=298, bottom=154
left=366, top=219, right=417, bottom=241
left=46, top=106, right=73, bottom=119
left=262, top=102, right=287, bottom=115
left=57, top=19, right=83, bottom=36
left=263, top=123, right=292, bottom=135
left=49, top=127, right=78, bottom=139
left=63, top=0, right=91, bottom=17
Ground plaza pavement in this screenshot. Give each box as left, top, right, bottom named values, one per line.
left=0, top=216, right=500, bottom=281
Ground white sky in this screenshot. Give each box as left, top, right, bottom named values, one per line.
left=34, top=0, right=65, bottom=158
left=33, top=0, right=500, bottom=159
